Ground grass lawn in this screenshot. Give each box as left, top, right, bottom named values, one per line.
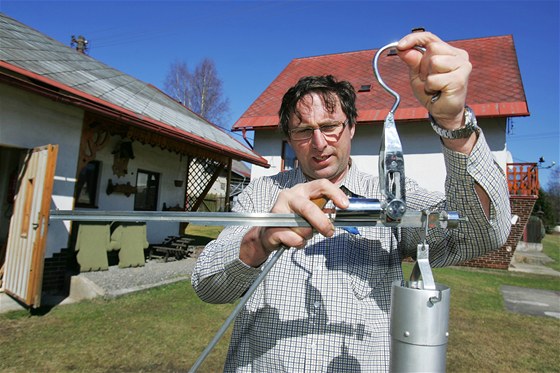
left=1, top=234, right=559, bottom=372
left=542, top=234, right=560, bottom=271
left=184, top=224, right=224, bottom=246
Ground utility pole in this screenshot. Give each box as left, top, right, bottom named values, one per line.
left=71, top=35, right=88, bottom=54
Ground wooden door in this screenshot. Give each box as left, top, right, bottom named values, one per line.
left=3, top=145, right=58, bottom=308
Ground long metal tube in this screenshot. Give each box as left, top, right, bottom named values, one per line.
left=49, top=203, right=462, bottom=229
left=188, top=247, right=287, bottom=372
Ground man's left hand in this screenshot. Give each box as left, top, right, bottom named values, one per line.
left=397, top=31, right=472, bottom=130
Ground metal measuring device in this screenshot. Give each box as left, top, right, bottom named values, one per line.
left=374, top=41, right=453, bottom=373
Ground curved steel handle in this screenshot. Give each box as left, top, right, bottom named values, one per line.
left=372, top=42, right=401, bottom=114
left=373, top=42, right=441, bottom=113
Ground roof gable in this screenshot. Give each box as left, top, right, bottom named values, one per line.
left=0, top=13, right=267, bottom=167
left=233, top=35, right=528, bottom=130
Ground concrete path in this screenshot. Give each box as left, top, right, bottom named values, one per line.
left=500, top=285, right=560, bottom=319
left=0, top=292, right=26, bottom=313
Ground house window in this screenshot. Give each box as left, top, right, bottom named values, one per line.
left=281, top=141, right=298, bottom=171
left=134, top=169, right=159, bottom=211
left=76, top=161, right=101, bottom=208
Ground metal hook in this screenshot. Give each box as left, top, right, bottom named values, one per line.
left=373, top=42, right=401, bottom=114
left=373, top=42, right=441, bottom=115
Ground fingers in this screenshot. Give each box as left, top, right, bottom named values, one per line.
left=396, top=31, right=471, bottom=122
left=398, top=32, right=469, bottom=83
left=418, top=55, right=470, bottom=100
left=259, top=226, right=313, bottom=253
left=241, top=179, right=349, bottom=266
left=263, top=179, right=349, bottom=250
left=397, top=31, right=443, bottom=51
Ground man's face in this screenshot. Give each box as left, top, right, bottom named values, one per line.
left=287, top=92, right=355, bottom=184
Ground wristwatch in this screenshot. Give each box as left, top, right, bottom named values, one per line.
left=429, top=106, right=479, bottom=139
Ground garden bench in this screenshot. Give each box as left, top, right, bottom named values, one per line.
left=150, top=236, right=194, bottom=262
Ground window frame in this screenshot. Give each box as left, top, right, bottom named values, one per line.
left=281, top=141, right=298, bottom=171
left=134, top=169, right=160, bottom=211
left=75, top=160, right=101, bottom=208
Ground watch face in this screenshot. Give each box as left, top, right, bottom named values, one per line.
left=430, top=106, right=478, bottom=139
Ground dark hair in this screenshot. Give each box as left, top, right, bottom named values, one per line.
left=278, top=75, right=357, bottom=136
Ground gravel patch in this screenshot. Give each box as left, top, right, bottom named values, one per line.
left=80, top=257, right=197, bottom=296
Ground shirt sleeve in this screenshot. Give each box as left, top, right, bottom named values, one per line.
left=401, top=130, right=512, bottom=266
left=191, top=177, right=277, bottom=304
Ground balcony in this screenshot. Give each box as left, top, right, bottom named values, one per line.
left=507, top=163, right=539, bottom=197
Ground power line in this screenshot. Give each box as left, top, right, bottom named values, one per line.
left=74, top=2, right=300, bottom=51
left=507, top=131, right=560, bottom=142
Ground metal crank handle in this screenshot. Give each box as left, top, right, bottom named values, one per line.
left=332, top=198, right=466, bottom=229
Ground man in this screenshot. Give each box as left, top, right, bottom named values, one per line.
left=192, top=32, right=511, bottom=372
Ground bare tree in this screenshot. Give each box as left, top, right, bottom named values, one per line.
left=163, top=61, right=191, bottom=108
left=163, top=58, right=230, bottom=129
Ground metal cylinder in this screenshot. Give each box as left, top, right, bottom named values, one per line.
left=389, top=280, right=450, bottom=373
left=334, top=198, right=382, bottom=223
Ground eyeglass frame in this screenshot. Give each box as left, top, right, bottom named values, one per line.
left=287, top=119, right=349, bottom=141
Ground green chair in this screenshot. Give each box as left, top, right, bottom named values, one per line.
left=75, top=222, right=111, bottom=271
left=110, top=223, right=149, bottom=268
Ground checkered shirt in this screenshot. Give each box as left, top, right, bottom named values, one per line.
left=192, top=131, right=511, bottom=372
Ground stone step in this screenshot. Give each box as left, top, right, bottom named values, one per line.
left=513, top=250, right=554, bottom=266
left=515, top=241, right=543, bottom=252
left=509, top=262, right=560, bottom=277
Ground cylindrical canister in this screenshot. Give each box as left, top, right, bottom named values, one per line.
left=389, top=280, right=451, bottom=372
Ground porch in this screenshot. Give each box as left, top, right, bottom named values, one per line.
left=460, top=162, right=540, bottom=270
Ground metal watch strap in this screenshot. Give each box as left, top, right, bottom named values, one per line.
left=429, top=106, right=479, bottom=139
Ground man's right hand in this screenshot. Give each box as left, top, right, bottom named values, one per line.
left=239, top=179, right=349, bottom=267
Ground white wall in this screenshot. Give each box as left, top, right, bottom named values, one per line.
left=91, top=136, right=188, bottom=244
left=1, top=84, right=83, bottom=257
left=251, top=118, right=508, bottom=194
left=1, top=83, right=204, bottom=257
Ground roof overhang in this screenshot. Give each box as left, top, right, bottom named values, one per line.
left=232, top=36, right=529, bottom=132
left=233, top=102, right=530, bottom=131
left=0, top=61, right=269, bottom=168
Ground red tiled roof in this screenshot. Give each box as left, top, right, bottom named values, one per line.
left=233, top=35, right=529, bottom=130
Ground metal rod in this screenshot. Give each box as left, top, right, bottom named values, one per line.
left=49, top=208, right=461, bottom=229
left=188, top=247, right=287, bottom=372
left=49, top=210, right=313, bottom=226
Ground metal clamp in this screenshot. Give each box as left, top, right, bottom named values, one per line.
left=373, top=42, right=407, bottom=223
left=409, top=210, right=437, bottom=290
left=373, top=42, right=443, bottom=224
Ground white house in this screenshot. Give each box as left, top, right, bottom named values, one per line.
left=233, top=35, right=529, bottom=193
left=232, top=34, right=538, bottom=271
left=0, top=13, right=268, bottom=307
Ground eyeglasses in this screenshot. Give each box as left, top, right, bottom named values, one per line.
left=288, top=120, right=348, bottom=141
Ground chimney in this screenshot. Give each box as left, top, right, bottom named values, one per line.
left=71, top=35, right=88, bottom=54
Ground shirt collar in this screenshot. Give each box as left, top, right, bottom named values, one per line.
left=295, top=158, right=370, bottom=198
left=340, top=158, right=368, bottom=198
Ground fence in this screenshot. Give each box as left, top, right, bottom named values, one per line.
left=507, top=163, right=539, bottom=197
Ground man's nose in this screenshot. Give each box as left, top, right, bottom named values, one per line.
left=311, top=128, right=328, bottom=148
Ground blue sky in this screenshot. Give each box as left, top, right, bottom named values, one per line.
left=2, top=0, right=559, bottom=188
